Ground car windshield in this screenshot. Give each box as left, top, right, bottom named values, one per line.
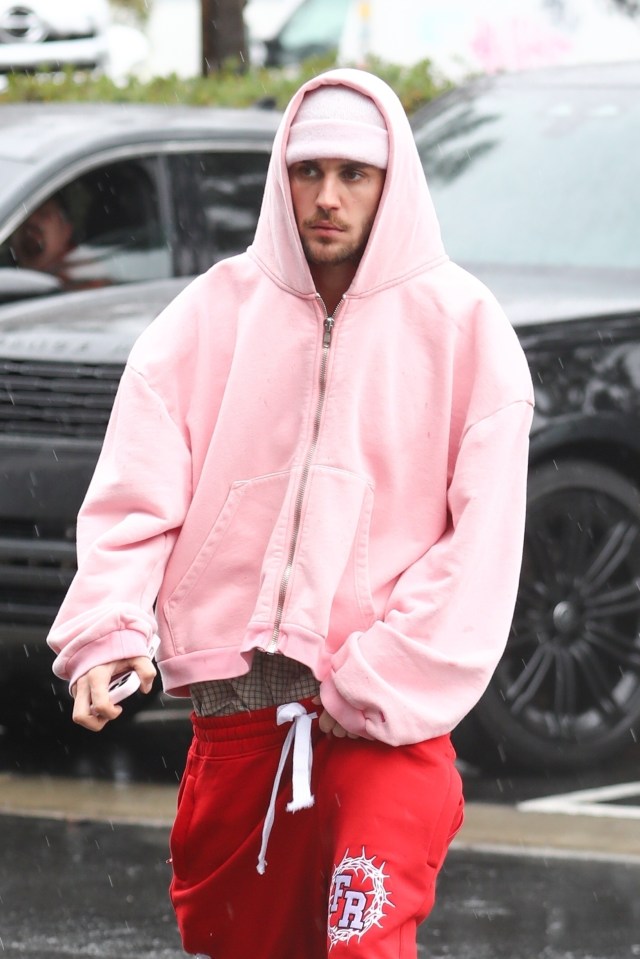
left=276, top=0, right=349, bottom=56
left=414, top=79, right=640, bottom=272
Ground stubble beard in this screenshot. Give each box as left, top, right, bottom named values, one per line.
left=300, top=212, right=376, bottom=267
left=301, top=234, right=362, bottom=266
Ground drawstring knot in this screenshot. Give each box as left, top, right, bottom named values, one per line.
left=257, top=702, right=317, bottom=875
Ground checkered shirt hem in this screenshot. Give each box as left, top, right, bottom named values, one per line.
left=190, top=650, right=320, bottom=716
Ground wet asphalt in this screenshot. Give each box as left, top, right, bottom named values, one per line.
left=1, top=702, right=639, bottom=959
left=1, top=813, right=639, bottom=959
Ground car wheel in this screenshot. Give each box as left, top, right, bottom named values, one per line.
left=471, top=458, right=640, bottom=771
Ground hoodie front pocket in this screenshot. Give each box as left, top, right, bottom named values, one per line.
left=163, top=471, right=290, bottom=653
left=272, top=465, right=375, bottom=640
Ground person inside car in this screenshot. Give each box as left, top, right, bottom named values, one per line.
left=9, top=195, right=76, bottom=280
left=9, top=191, right=116, bottom=292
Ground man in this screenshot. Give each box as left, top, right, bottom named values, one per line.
left=10, top=195, right=75, bottom=277
left=48, top=70, right=534, bottom=957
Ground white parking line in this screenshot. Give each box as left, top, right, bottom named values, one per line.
left=518, top=781, right=640, bottom=819
left=133, top=706, right=192, bottom=723
left=451, top=840, right=640, bottom=865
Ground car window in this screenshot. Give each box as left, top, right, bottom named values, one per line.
left=0, top=158, right=171, bottom=299
left=169, top=151, right=269, bottom=274
left=415, top=84, right=640, bottom=272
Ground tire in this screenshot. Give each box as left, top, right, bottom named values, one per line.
left=470, top=458, right=640, bottom=771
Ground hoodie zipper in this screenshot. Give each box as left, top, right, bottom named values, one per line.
left=266, top=294, right=345, bottom=654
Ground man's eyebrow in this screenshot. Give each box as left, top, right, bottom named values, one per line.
left=339, top=161, right=375, bottom=169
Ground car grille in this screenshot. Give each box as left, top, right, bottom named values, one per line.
left=0, top=523, right=76, bottom=626
left=0, top=6, right=96, bottom=44
left=0, top=359, right=121, bottom=438
left=0, top=4, right=95, bottom=43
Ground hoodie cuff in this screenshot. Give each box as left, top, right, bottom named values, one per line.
left=320, top=650, right=374, bottom=739
left=57, top=629, right=152, bottom=690
left=319, top=677, right=369, bottom=738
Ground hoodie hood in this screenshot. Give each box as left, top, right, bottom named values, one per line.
left=249, top=68, right=447, bottom=300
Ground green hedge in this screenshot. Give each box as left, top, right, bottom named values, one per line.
left=0, top=56, right=452, bottom=114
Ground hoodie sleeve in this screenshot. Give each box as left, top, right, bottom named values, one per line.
left=320, top=397, right=534, bottom=745
left=47, top=364, right=192, bottom=688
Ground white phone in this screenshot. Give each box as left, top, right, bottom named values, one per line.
left=108, top=634, right=160, bottom=704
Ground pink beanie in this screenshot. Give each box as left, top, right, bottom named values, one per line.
left=285, top=85, right=389, bottom=169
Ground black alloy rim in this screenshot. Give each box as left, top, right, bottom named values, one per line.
left=495, top=486, right=640, bottom=745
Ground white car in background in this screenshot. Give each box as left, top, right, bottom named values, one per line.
left=0, top=0, right=110, bottom=73
left=257, top=0, right=640, bottom=78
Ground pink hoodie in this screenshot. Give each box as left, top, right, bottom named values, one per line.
left=48, top=69, right=534, bottom=745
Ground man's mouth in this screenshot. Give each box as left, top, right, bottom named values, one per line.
left=310, top=222, right=344, bottom=234
left=306, top=215, right=347, bottom=232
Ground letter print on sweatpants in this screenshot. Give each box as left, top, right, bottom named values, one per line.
left=328, top=847, right=393, bottom=948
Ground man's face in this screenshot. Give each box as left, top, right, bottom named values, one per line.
left=288, top=158, right=386, bottom=268
left=10, top=198, right=74, bottom=273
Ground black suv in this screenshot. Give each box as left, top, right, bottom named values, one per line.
left=412, top=61, right=640, bottom=772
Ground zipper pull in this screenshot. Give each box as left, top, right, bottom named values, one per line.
left=323, top=315, right=335, bottom=348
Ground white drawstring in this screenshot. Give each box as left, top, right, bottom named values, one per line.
left=256, top=702, right=317, bottom=875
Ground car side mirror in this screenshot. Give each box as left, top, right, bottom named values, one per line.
left=0, top=268, right=62, bottom=305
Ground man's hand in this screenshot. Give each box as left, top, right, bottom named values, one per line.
left=71, top=656, right=156, bottom=732
left=312, top=695, right=359, bottom=739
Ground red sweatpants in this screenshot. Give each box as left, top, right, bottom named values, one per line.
left=169, top=700, right=463, bottom=958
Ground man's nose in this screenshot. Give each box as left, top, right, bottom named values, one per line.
left=315, top=174, right=341, bottom=210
